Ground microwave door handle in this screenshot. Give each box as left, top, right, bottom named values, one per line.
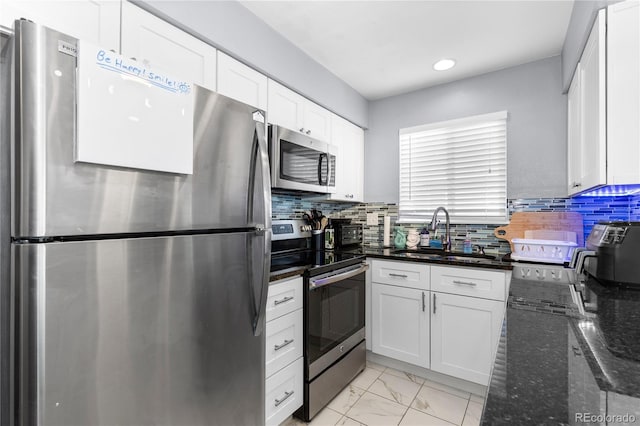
left=327, top=153, right=333, bottom=187
left=317, top=153, right=327, bottom=185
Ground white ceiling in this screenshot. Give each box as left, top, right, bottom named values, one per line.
left=239, top=0, right=574, bottom=100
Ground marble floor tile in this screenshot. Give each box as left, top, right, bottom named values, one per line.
left=462, top=400, right=483, bottom=426
left=346, top=391, right=408, bottom=426
left=308, top=407, right=343, bottom=426
left=280, top=415, right=306, bottom=426
left=327, top=385, right=366, bottom=415
left=422, top=379, right=471, bottom=400
left=383, top=367, right=426, bottom=385
left=350, top=367, right=383, bottom=390
left=368, top=372, right=422, bottom=406
left=366, top=361, right=387, bottom=372
left=469, top=394, right=485, bottom=404
left=336, top=415, right=364, bottom=426
left=399, top=408, right=457, bottom=426
left=411, top=385, right=470, bottom=425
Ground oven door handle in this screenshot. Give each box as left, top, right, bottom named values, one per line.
left=309, top=263, right=369, bottom=289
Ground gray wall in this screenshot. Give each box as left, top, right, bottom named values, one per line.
left=561, top=0, right=621, bottom=91
left=365, top=56, right=566, bottom=203
left=137, top=0, right=368, bottom=128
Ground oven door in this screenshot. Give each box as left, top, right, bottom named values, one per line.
left=270, top=126, right=336, bottom=193
left=306, top=263, right=367, bottom=379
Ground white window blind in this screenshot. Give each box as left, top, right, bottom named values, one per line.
left=399, top=111, right=508, bottom=224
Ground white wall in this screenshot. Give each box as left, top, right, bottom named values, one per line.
left=365, top=56, right=566, bottom=203
left=135, top=0, right=368, bottom=128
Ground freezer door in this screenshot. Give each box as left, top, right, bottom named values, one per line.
left=14, top=21, right=271, bottom=238
left=15, top=232, right=267, bottom=426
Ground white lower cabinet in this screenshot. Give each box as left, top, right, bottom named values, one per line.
left=371, top=282, right=430, bottom=368
left=265, top=276, right=303, bottom=425
left=368, top=259, right=509, bottom=385
left=430, top=292, right=504, bottom=385
left=265, top=357, right=303, bottom=426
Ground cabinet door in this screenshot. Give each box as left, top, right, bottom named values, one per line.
left=607, top=1, right=640, bottom=185
left=567, top=64, right=583, bottom=196
left=0, top=0, right=119, bottom=51
left=267, top=79, right=304, bottom=130
left=578, top=9, right=606, bottom=192
left=329, top=115, right=365, bottom=202
left=303, top=101, right=332, bottom=142
left=217, top=51, right=268, bottom=110
left=121, top=1, right=217, bottom=91
left=371, top=283, right=429, bottom=368
left=430, top=292, right=503, bottom=385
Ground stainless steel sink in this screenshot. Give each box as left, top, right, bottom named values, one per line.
left=393, top=249, right=498, bottom=263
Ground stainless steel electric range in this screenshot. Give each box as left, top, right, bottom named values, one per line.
left=271, top=219, right=368, bottom=421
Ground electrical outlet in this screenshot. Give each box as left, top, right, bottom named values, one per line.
left=366, top=212, right=379, bottom=226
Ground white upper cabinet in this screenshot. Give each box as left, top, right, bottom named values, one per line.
left=567, top=3, right=640, bottom=195
left=607, top=0, right=640, bottom=184
left=217, top=51, right=268, bottom=110
left=567, top=9, right=606, bottom=196
left=121, top=1, right=217, bottom=92
left=0, top=0, right=120, bottom=51
left=267, top=79, right=332, bottom=142
left=326, top=114, right=364, bottom=202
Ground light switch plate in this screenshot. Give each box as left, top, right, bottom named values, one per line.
left=366, top=212, right=379, bottom=225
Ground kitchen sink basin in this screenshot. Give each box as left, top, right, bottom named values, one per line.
left=393, top=249, right=498, bottom=263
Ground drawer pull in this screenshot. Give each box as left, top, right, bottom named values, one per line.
left=453, top=280, right=478, bottom=287
left=274, top=339, right=294, bottom=351
left=388, top=273, right=408, bottom=278
left=274, top=390, right=294, bottom=407
left=274, top=296, right=294, bottom=306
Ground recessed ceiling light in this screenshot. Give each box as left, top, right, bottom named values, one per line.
left=433, top=59, right=456, bottom=71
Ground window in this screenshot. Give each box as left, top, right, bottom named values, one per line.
left=399, top=111, right=508, bottom=224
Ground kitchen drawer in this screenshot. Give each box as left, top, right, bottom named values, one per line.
left=267, top=276, right=303, bottom=322
left=265, top=357, right=303, bottom=426
left=265, top=309, right=303, bottom=378
left=371, top=259, right=430, bottom=290
left=431, top=266, right=506, bottom=301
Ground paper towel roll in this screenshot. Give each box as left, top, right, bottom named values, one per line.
left=383, top=215, right=391, bottom=246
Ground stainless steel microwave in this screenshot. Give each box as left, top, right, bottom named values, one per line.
left=269, top=125, right=336, bottom=193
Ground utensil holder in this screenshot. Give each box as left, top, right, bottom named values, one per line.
left=311, top=230, right=324, bottom=251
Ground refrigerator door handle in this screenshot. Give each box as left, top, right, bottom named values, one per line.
left=250, top=121, right=272, bottom=336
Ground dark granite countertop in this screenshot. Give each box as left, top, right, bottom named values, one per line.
left=269, top=266, right=307, bottom=283
left=346, top=246, right=514, bottom=271
left=481, top=273, right=640, bottom=425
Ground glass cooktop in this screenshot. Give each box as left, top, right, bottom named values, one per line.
left=270, top=249, right=364, bottom=275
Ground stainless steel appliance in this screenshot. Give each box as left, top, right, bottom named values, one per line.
left=585, top=221, right=640, bottom=286
left=269, top=125, right=337, bottom=194
left=8, top=20, right=271, bottom=426
left=270, top=220, right=367, bottom=421
left=332, top=219, right=363, bottom=248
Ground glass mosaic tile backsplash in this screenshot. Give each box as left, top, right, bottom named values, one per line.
left=272, top=193, right=640, bottom=256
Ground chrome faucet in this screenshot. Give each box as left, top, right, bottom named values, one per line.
left=430, top=206, right=451, bottom=252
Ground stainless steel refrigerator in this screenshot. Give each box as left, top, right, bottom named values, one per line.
left=8, top=20, right=271, bottom=426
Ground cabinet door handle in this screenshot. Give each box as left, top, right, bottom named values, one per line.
left=453, top=280, right=477, bottom=287
left=274, top=296, right=294, bottom=306
left=274, top=390, right=294, bottom=407
left=433, top=293, right=436, bottom=314
left=274, top=339, right=294, bottom=351
left=389, top=273, right=408, bottom=278
left=422, top=291, right=425, bottom=312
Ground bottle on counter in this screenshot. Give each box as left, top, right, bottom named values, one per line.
left=463, top=233, right=472, bottom=254
left=420, top=228, right=430, bottom=247
left=324, top=219, right=334, bottom=250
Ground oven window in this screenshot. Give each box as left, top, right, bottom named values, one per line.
left=307, top=273, right=365, bottom=365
